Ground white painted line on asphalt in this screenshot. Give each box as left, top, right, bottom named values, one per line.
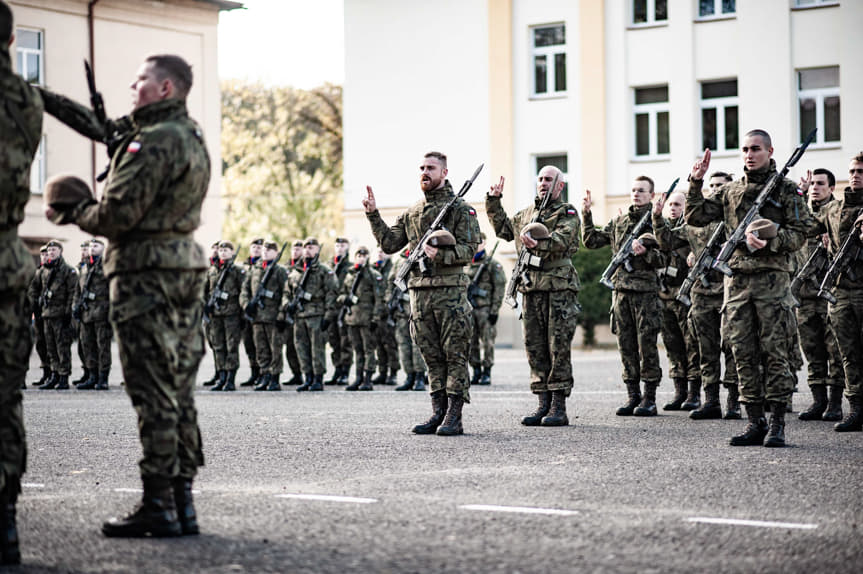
left=22, top=483, right=45, bottom=488
left=114, top=488, right=142, bottom=493
left=687, top=517, right=817, bottom=530
left=461, top=504, right=580, bottom=517
left=275, top=494, right=377, bottom=504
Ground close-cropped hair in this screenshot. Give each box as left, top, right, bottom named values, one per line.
left=635, top=175, right=654, bottom=193
left=813, top=168, right=835, bottom=188
left=853, top=152, right=863, bottom=165
left=745, top=129, right=772, bottom=148
left=709, top=171, right=733, bottom=182
left=146, top=54, right=193, bottom=100
left=0, top=1, right=13, bottom=45
left=424, top=151, right=447, bottom=169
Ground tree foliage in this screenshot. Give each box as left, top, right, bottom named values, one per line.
left=573, top=245, right=613, bottom=346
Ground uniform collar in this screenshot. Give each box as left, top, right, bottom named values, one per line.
left=423, top=180, right=455, bottom=202
left=131, top=98, right=189, bottom=128
left=743, top=159, right=777, bottom=185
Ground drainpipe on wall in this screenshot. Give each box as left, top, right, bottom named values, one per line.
left=87, top=0, right=100, bottom=192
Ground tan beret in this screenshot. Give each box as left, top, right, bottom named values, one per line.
left=427, top=229, right=456, bottom=247
left=521, top=222, right=551, bottom=240
left=44, top=174, right=93, bottom=208
left=745, top=218, right=778, bottom=240
left=637, top=232, right=659, bottom=248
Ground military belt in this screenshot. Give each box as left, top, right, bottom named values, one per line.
left=541, top=257, right=573, bottom=269
left=429, top=266, right=464, bottom=276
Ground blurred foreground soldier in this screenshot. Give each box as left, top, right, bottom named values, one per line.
left=466, top=233, right=505, bottom=386
left=29, top=246, right=50, bottom=386
left=73, top=240, right=91, bottom=386
left=338, top=246, right=384, bottom=391
left=1, top=2, right=42, bottom=562
left=365, top=151, right=480, bottom=435
left=326, top=237, right=353, bottom=384
left=204, top=240, right=245, bottom=392
left=75, top=238, right=111, bottom=390
left=281, top=240, right=305, bottom=385
left=239, top=237, right=263, bottom=386
left=389, top=248, right=428, bottom=391
left=201, top=241, right=221, bottom=386
left=686, top=133, right=809, bottom=447
left=488, top=167, right=581, bottom=425
left=44, top=53, right=210, bottom=536
left=371, top=248, right=400, bottom=385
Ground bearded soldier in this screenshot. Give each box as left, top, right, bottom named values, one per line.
left=338, top=246, right=384, bottom=391
left=74, top=238, right=112, bottom=390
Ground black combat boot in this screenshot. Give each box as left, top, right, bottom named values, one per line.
left=32, top=367, right=50, bottom=387
left=266, top=373, right=281, bottom=391
left=822, top=385, right=844, bottom=422
left=764, top=402, right=786, bottom=447
left=633, top=382, right=658, bottom=417
left=729, top=403, right=768, bottom=446
left=240, top=366, right=260, bottom=387
left=412, top=390, right=448, bottom=434
left=834, top=396, right=862, bottom=432
left=384, top=368, right=398, bottom=385
left=798, top=384, right=828, bottom=420
left=470, top=366, right=481, bottom=386
left=616, top=381, right=641, bottom=416
left=40, top=371, right=58, bottom=390
left=663, top=378, right=688, bottom=411
left=55, top=374, right=70, bottom=390
left=222, top=370, right=236, bottom=392
left=346, top=366, right=364, bottom=391
left=690, top=383, right=722, bottom=420
left=95, top=370, right=110, bottom=390
left=413, top=372, right=427, bottom=391
left=325, top=366, right=342, bottom=385
left=1, top=484, right=20, bottom=565
left=102, top=478, right=182, bottom=538
left=478, top=366, right=492, bottom=386
left=296, top=374, right=313, bottom=392
left=521, top=391, right=552, bottom=426
left=76, top=369, right=99, bottom=390
left=202, top=371, right=219, bottom=387
left=336, top=366, right=350, bottom=385
left=284, top=371, right=303, bottom=386
left=210, top=370, right=228, bottom=391
left=73, top=367, right=91, bottom=386
left=724, top=384, right=741, bottom=419
left=309, top=374, right=324, bottom=391
left=541, top=390, right=569, bottom=426
left=436, top=395, right=465, bottom=436
left=172, top=478, right=198, bottom=535
left=681, top=379, right=702, bottom=411
left=359, top=370, right=374, bottom=391
left=253, top=373, right=271, bottom=391
left=395, top=372, right=416, bottom=391
left=372, top=368, right=387, bottom=385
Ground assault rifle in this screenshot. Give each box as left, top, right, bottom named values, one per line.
left=85, top=60, right=130, bottom=181
left=817, top=213, right=863, bottom=304
left=243, top=242, right=287, bottom=322
left=284, top=254, right=318, bottom=325
left=38, top=265, right=57, bottom=310
left=203, top=249, right=240, bottom=324
left=504, top=173, right=560, bottom=308
left=72, top=258, right=99, bottom=321
left=676, top=222, right=725, bottom=307
left=712, top=128, right=817, bottom=276
left=392, top=163, right=484, bottom=292
left=468, top=241, right=499, bottom=308
left=385, top=284, right=408, bottom=327
left=790, top=241, right=829, bottom=306
left=599, top=177, right=680, bottom=290
left=337, top=263, right=366, bottom=327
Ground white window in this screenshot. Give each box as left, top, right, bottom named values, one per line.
left=794, top=0, right=839, bottom=7
left=633, top=85, right=669, bottom=158
left=535, top=154, right=568, bottom=202
left=15, top=28, right=43, bottom=85
left=700, top=79, right=738, bottom=152
left=697, top=0, right=735, bottom=18
left=30, top=136, right=46, bottom=194
left=798, top=66, right=840, bottom=145
left=632, top=0, right=668, bottom=25
left=531, top=24, right=566, bottom=98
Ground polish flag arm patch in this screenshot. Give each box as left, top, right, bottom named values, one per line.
left=566, top=208, right=576, bottom=215
left=468, top=207, right=477, bottom=216
left=127, top=141, right=142, bottom=153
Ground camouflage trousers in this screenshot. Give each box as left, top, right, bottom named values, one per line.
left=81, top=319, right=112, bottom=372
left=328, top=321, right=353, bottom=369
left=828, top=288, right=863, bottom=400
left=611, top=290, right=662, bottom=384
left=33, top=315, right=47, bottom=368
left=660, top=297, right=700, bottom=381
left=523, top=290, right=578, bottom=395
left=410, top=286, right=472, bottom=401
left=374, top=319, right=400, bottom=373
left=76, top=321, right=86, bottom=368
left=0, top=289, right=30, bottom=496
left=242, top=320, right=256, bottom=367
left=722, top=272, right=796, bottom=404
left=395, top=315, right=425, bottom=373
left=252, top=322, right=283, bottom=375
left=797, top=297, right=844, bottom=388
left=349, top=325, right=377, bottom=373
left=283, top=322, right=301, bottom=376
left=689, top=291, right=736, bottom=387
left=469, top=306, right=497, bottom=370
left=44, top=316, right=73, bottom=375
left=208, top=314, right=242, bottom=371
left=110, top=270, right=205, bottom=482
left=295, top=315, right=327, bottom=376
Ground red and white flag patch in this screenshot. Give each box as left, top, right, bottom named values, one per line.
left=567, top=208, right=576, bottom=215
left=127, top=141, right=142, bottom=153
left=468, top=207, right=477, bottom=216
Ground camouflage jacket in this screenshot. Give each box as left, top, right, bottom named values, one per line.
left=74, top=256, right=109, bottom=323
left=337, top=264, right=384, bottom=326
left=466, top=253, right=506, bottom=310
left=371, top=257, right=393, bottom=282
left=204, top=259, right=246, bottom=317
left=651, top=214, right=691, bottom=299
left=283, top=258, right=338, bottom=320
left=384, top=252, right=412, bottom=320
left=685, top=160, right=809, bottom=274
left=0, top=46, right=42, bottom=291
left=367, top=181, right=480, bottom=289
left=27, top=258, right=77, bottom=319
left=683, top=220, right=726, bottom=297
left=583, top=203, right=663, bottom=292
left=486, top=194, right=580, bottom=293
left=240, top=260, right=287, bottom=323
left=812, top=187, right=863, bottom=291
left=796, top=195, right=836, bottom=299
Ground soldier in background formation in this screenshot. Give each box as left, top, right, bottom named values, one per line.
left=204, top=240, right=246, bottom=392
left=371, top=248, right=400, bottom=386
left=74, top=238, right=111, bottom=390
left=282, top=240, right=305, bottom=385
left=239, top=237, right=263, bottom=387
left=326, top=237, right=353, bottom=385
left=72, top=240, right=90, bottom=386
left=338, top=245, right=384, bottom=391
left=466, top=233, right=505, bottom=386
left=201, top=241, right=221, bottom=386
left=390, top=247, right=427, bottom=392
left=29, top=246, right=50, bottom=387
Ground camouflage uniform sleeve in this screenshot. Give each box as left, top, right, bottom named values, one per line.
left=485, top=194, right=516, bottom=242
left=63, top=267, right=77, bottom=316
left=436, top=201, right=480, bottom=267
left=39, top=88, right=105, bottom=143
left=490, top=259, right=506, bottom=311
left=768, top=180, right=810, bottom=255
left=366, top=210, right=409, bottom=255
left=685, top=178, right=724, bottom=227
left=582, top=210, right=612, bottom=249
left=324, top=270, right=339, bottom=321
left=533, top=207, right=580, bottom=257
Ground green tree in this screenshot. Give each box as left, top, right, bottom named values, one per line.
left=573, top=245, right=613, bottom=346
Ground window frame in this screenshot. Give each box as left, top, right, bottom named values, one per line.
left=694, top=0, right=736, bottom=21
left=529, top=23, right=567, bottom=100
left=797, top=66, right=840, bottom=146
left=14, top=27, right=44, bottom=86
left=699, top=78, right=739, bottom=154
left=30, top=135, right=46, bottom=195
left=630, top=0, right=669, bottom=28
left=792, top=0, right=840, bottom=9
left=632, top=85, right=670, bottom=161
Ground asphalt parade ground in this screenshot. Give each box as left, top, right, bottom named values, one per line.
left=15, top=346, right=863, bottom=573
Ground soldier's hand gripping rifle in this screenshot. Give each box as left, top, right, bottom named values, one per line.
left=817, top=213, right=863, bottom=304
left=243, top=242, right=287, bottom=322
left=284, top=254, right=318, bottom=325
left=72, top=258, right=99, bottom=321
left=468, top=240, right=499, bottom=308
left=203, top=249, right=240, bottom=324
left=599, top=177, right=680, bottom=290
left=712, top=128, right=817, bottom=277
left=337, top=263, right=366, bottom=327
left=790, top=241, right=829, bottom=306
left=392, top=164, right=484, bottom=292
left=676, top=222, right=725, bottom=307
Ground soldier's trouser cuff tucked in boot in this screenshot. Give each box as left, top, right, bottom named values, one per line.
left=101, top=477, right=182, bottom=538
left=413, top=390, right=447, bottom=434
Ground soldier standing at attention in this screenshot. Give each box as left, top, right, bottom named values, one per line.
left=390, top=247, right=428, bottom=392
left=340, top=246, right=384, bottom=391
left=205, top=240, right=246, bottom=392
left=239, top=237, right=264, bottom=387
left=29, top=246, right=50, bottom=387
left=73, top=240, right=91, bottom=386
left=75, top=238, right=112, bottom=390
left=44, top=53, right=211, bottom=536
left=365, top=151, right=480, bottom=435
left=326, top=237, right=353, bottom=385
left=202, top=241, right=221, bottom=386
left=281, top=240, right=305, bottom=385
left=686, top=133, right=809, bottom=447
left=466, top=233, right=507, bottom=387
left=371, top=248, right=400, bottom=385
left=1, top=2, right=42, bottom=561
left=583, top=178, right=665, bottom=417
left=487, top=167, right=581, bottom=425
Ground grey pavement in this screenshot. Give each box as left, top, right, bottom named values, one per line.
left=15, top=344, right=863, bottom=573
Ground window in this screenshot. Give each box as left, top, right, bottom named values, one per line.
left=698, top=0, right=735, bottom=18
left=535, top=154, right=568, bottom=202
left=700, top=79, right=738, bottom=152
left=632, top=0, right=668, bottom=25
left=15, top=28, right=43, bottom=85
left=633, top=86, right=669, bottom=158
left=30, top=136, right=46, bottom=194
left=531, top=24, right=566, bottom=97
left=794, top=0, right=839, bottom=7
left=798, top=67, right=840, bottom=145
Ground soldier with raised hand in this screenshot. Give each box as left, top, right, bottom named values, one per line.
left=75, top=238, right=112, bottom=390
left=390, top=247, right=428, bottom=391
left=365, top=151, right=480, bottom=435
left=466, top=233, right=506, bottom=386
left=583, top=177, right=665, bottom=417
left=1, top=1, right=42, bottom=562
left=44, top=53, right=211, bottom=537
left=205, top=240, right=246, bottom=392
left=686, top=132, right=810, bottom=447
left=326, top=237, right=353, bottom=385
left=281, top=240, right=305, bottom=386
left=29, top=246, right=50, bottom=387
left=239, top=237, right=264, bottom=387
left=339, top=246, right=384, bottom=391
left=371, top=247, right=400, bottom=385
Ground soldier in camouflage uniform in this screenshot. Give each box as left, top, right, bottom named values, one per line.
left=686, top=133, right=810, bottom=447
left=488, top=167, right=581, bottom=426
left=371, top=248, right=400, bottom=385
left=583, top=177, right=665, bottom=417
left=239, top=237, right=263, bottom=386
left=73, top=241, right=90, bottom=386
left=338, top=246, right=384, bottom=391
left=365, top=151, right=480, bottom=435
left=204, top=240, right=246, bottom=392
left=74, top=239, right=112, bottom=390
left=239, top=240, right=287, bottom=392
left=466, top=233, right=506, bottom=386
left=284, top=238, right=338, bottom=392
left=29, top=246, right=50, bottom=386
left=326, top=237, right=353, bottom=385
left=1, top=4, right=42, bottom=561
left=389, top=248, right=428, bottom=391
left=201, top=241, right=221, bottom=386
left=44, top=54, right=210, bottom=536
left=281, top=240, right=305, bottom=385
left=29, top=240, right=77, bottom=390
